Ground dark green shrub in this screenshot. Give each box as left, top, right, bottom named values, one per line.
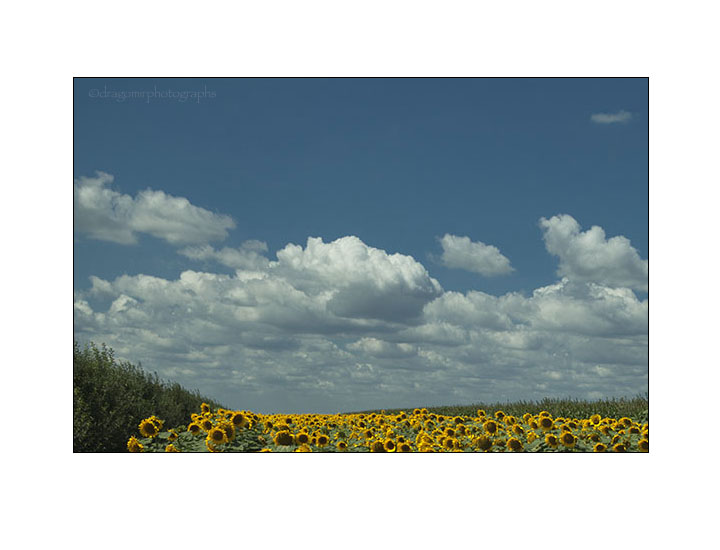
left=73, top=341, right=227, bottom=452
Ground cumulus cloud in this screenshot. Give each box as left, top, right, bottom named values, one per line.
left=347, top=338, right=417, bottom=359
left=540, top=214, right=648, bottom=292
left=528, top=278, right=648, bottom=337
left=437, top=234, right=513, bottom=276
left=424, top=290, right=514, bottom=331
left=74, top=226, right=647, bottom=413
left=423, top=279, right=647, bottom=338
left=590, top=110, right=632, bottom=124
left=74, top=171, right=235, bottom=245
left=270, top=236, right=443, bottom=323
left=178, top=240, right=270, bottom=270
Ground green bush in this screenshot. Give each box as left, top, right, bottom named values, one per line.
left=73, top=340, right=227, bottom=452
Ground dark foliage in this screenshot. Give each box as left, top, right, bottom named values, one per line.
left=73, top=341, right=227, bottom=452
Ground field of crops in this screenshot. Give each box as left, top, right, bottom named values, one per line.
left=128, top=402, right=649, bottom=452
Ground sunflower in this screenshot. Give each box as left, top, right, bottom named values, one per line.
left=165, top=444, right=180, bottom=452
left=597, top=424, right=612, bottom=436
left=507, top=438, right=523, bottom=452
left=274, top=431, right=295, bottom=446
left=200, top=418, right=214, bottom=432
left=441, top=437, right=458, bottom=451
left=188, top=422, right=202, bottom=436
left=208, top=427, right=229, bottom=446
left=545, top=434, right=559, bottom=449
left=138, top=418, right=160, bottom=438
left=127, top=436, right=143, bottom=453
left=370, top=440, right=386, bottom=452
left=538, top=416, right=554, bottom=431
left=612, top=443, right=627, bottom=452
left=295, top=444, right=312, bottom=452
left=147, top=415, right=164, bottom=431
left=337, top=440, right=348, bottom=451
left=219, top=422, right=235, bottom=441
left=316, top=434, right=330, bottom=448
left=168, top=430, right=178, bottom=441
left=231, top=412, right=249, bottom=428
left=494, top=410, right=506, bottom=420
left=416, top=432, right=433, bottom=447
left=475, top=435, right=492, bottom=452
left=589, top=414, right=601, bottom=425
left=201, top=402, right=211, bottom=414
left=483, top=419, right=499, bottom=435
left=526, top=431, right=538, bottom=443
left=295, top=432, right=310, bottom=445
left=638, top=439, right=649, bottom=452
left=593, top=443, right=607, bottom=452
left=560, top=432, right=576, bottom=449
left=538, top=410, right=551, bottom=418
left=397, top=442, right=412, bottom=452
left=384, top=438, right=397, bottom=452
left=476, top=409, right=486, bottom=418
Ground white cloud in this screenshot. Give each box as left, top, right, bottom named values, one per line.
left=74, top=228, right=648, bottom=413
left=437, top=234, right=513, bottom=276
left=271, top=236, right=443, bottom=323
left=590, top=110, right=633, bottom=124
left=347, top=338, right=417, bottom=359
left=179, top=240, right=270, bottom=270
left=74, top=171, right=235, bottom=245
left=529, top=278, right=648, bottom=337
left=424, top=290, right=514, bottom=331
left=540, top=214, right=648, bottom=292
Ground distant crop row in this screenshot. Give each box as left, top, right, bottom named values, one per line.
left=351, top=395, right=649, bottom=426
left=129, top=403, right=649, bottom=452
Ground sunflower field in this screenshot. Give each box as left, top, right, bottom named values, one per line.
left=128, top=402, right=649, bottom=452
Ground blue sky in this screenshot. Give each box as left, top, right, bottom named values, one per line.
left=74, top=77, right=648, bottom=413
